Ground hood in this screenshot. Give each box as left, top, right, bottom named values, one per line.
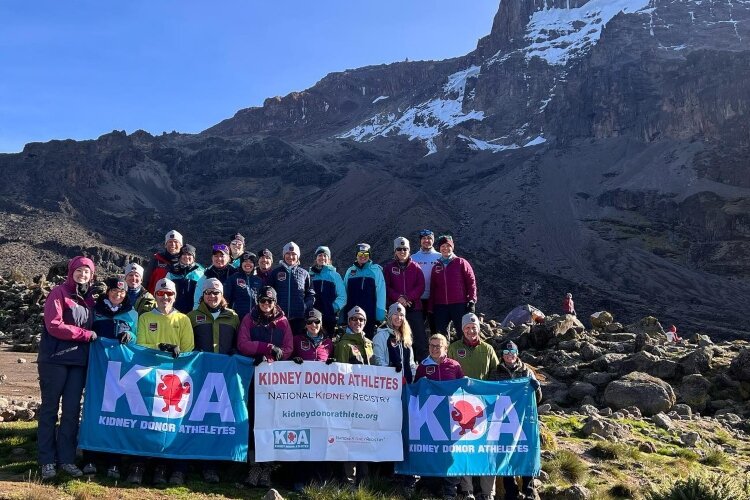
left=66, top=256, right=95, bottom=287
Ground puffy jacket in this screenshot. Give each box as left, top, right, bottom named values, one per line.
left=167, top=263, right=205, bottom=314
left=224, top=272, right=264, bottom=320
left=372, top=327, right=416, bottom=383
left=269, top=262, right=315, bottom=320
left=193, top=264, right=237, bottom=309
left=309, top=264, right=346, bottom=326
left=136, top=309, right=194, bottom=353
left=38, top=256, right=96, bottom=366
left=92, top=296, right=138, bottom=343
left=411, top=248, right=440, bottom=300
left=447, top=339, right=498, bottom=380
left=492, top=360, right=543, bottom=403
left=144, top=251, right=180, bottom=294
left=293, top=333, right=334, bottom=362
left=342, top=260, right=386, bottom=323
left=414, top=356, right=464, bottom=382
left=236, top=305, right=293, bottom=362
left=188, top=302, right=240, bottom=355
left=129, top=287, right=156, bottom=316
left=334, top=328, right=373, bottom=365
left=429, top=256, right=477, bottom=308
left=257, top=268, right=272, bottom=286
left=383, top=258, right=425, bottom=311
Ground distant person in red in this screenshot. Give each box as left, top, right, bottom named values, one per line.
left=666, top=325, right=682, bottom=343
left=562, top=292, right=576, bottom=316
left=143, top=230, right=183, bottom=293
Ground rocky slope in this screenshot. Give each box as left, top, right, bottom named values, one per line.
left=0, top=0, right=748, bottom=336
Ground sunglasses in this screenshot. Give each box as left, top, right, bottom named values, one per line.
left=155, top=290, right=175, bottom=297
left=356, top=251, right=370, bottom=258
left=259, top=298, right=275, bottom=304
left=212, top=244, right=229, bottom=253
left=204, top=290, right=221, bottom=296
left=349, top=317, right=365, bottom=322
left=306, top=319, right=321, bottom=325
left=502, top=349, right=518, bottom=355
left=395, top=247, right=409, bottom=252
left=429, top=343, right=443, bottom=349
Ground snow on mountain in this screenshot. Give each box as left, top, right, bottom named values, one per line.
left=338, top=66, right=484, bottom=155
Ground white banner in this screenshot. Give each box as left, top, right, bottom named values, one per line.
left=254, top=362, right=403, bottom=462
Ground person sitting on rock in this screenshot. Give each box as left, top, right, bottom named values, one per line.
left=666, top=325, right=682, bottom=343
left=492, top=340, right=542, bottom=500
left=562, top=292, right=576, bottom=316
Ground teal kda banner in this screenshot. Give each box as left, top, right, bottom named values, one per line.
left=80, top=339, right=254, bottom=461
left=395, top=377, right=541, bottom=476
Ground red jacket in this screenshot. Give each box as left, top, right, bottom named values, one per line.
left=429, top=256, right=477, bottom=309
left=237, top=305, right=293, bottom=362
left=293, top=334, right=333, bottom=362
left=383, top=258, right=425, bottom=311
left=414, top=356, right=464, bottom=381
left=562, top=297, right=576, bottom=315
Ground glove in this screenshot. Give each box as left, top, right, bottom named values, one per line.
left=292, top=357, right=304, bottom=364
left=89, top=332, right=98, bottom=342
left=391, top=362, right=403, bottom=373
left=270, top=346, right=284, bottom=361
left=465, top=301, right=476, bottom=313
left=253, top=356, right=265, bottom=366
left=118, top=332, right=132, bottom=344
left=325, top=357, right=336, bottom=365
left=158, top=343, right=180, bottom=358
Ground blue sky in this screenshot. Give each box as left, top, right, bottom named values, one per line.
left=0, top=1, right=498, bottom=153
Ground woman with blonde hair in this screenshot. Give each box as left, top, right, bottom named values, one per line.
left=373, top=302, right=416, bottom=383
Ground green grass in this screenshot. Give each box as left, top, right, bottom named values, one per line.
left=700, top=449, right=729, bottom=468
left=0, top=421, right=38, bottom=477
left=540, top=415, right=585, bottom=437
left=543, top=449, right=588, bottom=486
left=590, top=442, right=641, bottom=461
left=645, top=473, right=750, bottom=500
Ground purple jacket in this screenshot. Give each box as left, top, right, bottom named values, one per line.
left=429, top=256, right=477, bottom=309
left=237, top=305, right=293, bottom=362
left=383, top=258, right=425, bottom=311
left=414, top=356, right=464, bottom=382
left=293, top=334, right=333, bottom=362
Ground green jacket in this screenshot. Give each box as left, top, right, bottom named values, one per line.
left=447, top=339, right=498, bottom=380
left=334, top=328, right=373, bottom=365
left=134, top=290, right=156, bottom=316
left=188, top=302, right=240, bottom=355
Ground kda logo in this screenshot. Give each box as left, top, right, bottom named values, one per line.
left=274, top=429, right=310, bottom=449
left=450, top=395, right=485, bottom=440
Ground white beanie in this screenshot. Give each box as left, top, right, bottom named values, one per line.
left=283, top=241, right=300, bottom=255
left=154, top=278, right=176, bottom=294
left=462, top=313, right=479, bottom=330
left=388, top=302, right=406, bottom=317
left=202, top=278, right=224, bottom=294
left=393, top=236, right=410, bottom=251
left=165, top=230, right=183, bottom=245
left=124, top=263, right=144, bottom=277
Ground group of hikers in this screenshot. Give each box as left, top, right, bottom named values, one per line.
left=37, top=229, right=542, bottom=500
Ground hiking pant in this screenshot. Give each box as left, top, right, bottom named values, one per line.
left=433, top=303, right=466, bottom=340
left=37, top=363, right=86, bottom=465
left=407, top=309, right=427, bottom=363
left=443, top=476, right=461, bottom=497
left=503, top=476, right=534, bottom=499
left=421, top=299, right=436, bottom=335
left=461, top=475, right=496, bottom=499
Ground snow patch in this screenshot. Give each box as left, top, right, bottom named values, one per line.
left=372, top=96, right=389, bottom=104
left=459, top=135, right=520, bottom=153
left=524, top=135, right=547, bottom=147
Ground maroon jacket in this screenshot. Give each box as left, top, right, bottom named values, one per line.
left=237, top=305, right=293, bottom=362
left=383, top=258, right=425, bottom=311
left=293, top=334, right=333, bottom=362
left=428, top=256, right=477, bottom=309
left=414, top=356, right=464, bottom=382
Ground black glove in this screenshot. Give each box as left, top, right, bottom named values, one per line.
left=270, top=346, right=284, bottom=361
left=465, top=301, right=476, bottom=313
left=253, top=355, right=265, bottom=366
left=391, top=362, right=403, bottom=373
left=292, top=357, right=304, bottom=364
left=158, top=343, right=180, bottom=358
left=89, top=332, right=98, bottom=342
left=325, top=357, right=336, bottom=365
left=118, top=332, right=132, bottom=344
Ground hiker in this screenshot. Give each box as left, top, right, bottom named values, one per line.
left=143, top=229, right=183, bottom=293
left=413, top=333, right=464, bottom=498
left=193, top=243, right=236, bottom=309
left=562, top=292, right=576, bottom=316
left=429, top=234, right=477, bottom=339
left=229, top=232, right=246, bottom=267
left=666, top=325, right=682, bottom=343
left=224, top=251, right=264, bottom=320
left=383, top=236, right=427, bottom=362
left=373, top=303, right=416, bottom=383
left=269, top=242, right=315, bottom=336
left=167, top=244, right=205, bottom=313
left=410, top=229, right=440, bottom=335
left=448, top=313, right=499, bottom=500
left=256, top=248, right=274, bottom=285
left=342, top=243, right=386, bottom=339
left=123, top=262, right=156, bottom=315
left=309, top=245, right=347, bottom=337
left=492, top=340, right=542, bottom=500
left=37, top=256, right=97, bottom=480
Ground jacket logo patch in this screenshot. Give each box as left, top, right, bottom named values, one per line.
left=457, top=348, right=467, bottom=358
left=434, top=265, right=443, bottom=274
left=236, top=279, right=246, bottom=288
left=389, top=338, right=398, bottom=347
left=391, top=267, right=400, bottom=275
left=278, top=272, right=287, bottom=282
left=350, top=270, right=357, bottom=276
left=196, top=315, right=206, bottom=323
left=350, top=346, right=360, bottom=355
left=426, top=366, right=436, bottom=375
left=149, top=322, right=158, bottom=332
left=300, top=340, right=311, bottom=351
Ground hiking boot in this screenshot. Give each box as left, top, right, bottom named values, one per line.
left=202, top=469, right=220, bottom=484
left=169, top=471, right=185, bottom=485
left=59, top=463, right=83, bottom=477
left=106, top=465, right=120, bottom=480
left=245, top=465, right=262, bottom=487
left=126, top=464, right=144, bottom=484
left=40, top=464, right=56, bottom=481
left=152, top=465, right=167, bottom=485
left=82, top=463, right=97, bottom=475
left=258, top=466, right=272, bottom=488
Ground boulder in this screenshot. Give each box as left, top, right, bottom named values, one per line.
left=652, top=412, right=674, bottom=430
left=568, top=382, right=598, bottom=401
left=579, top=342, right=603, bottom=362
left=604, top=322, right=624, bottom=333
left=671, top=404, right=692, bottom=418
left=590, top=311, right=613, bottom=329
left=678, top=374, right=711, bottom=411
left=625, top=316, right=665, bottom=339
left=589, top=353, right=628, bottom=373
left=583, top=372, right=613, bottom=387
left=729, top=348, right=750, bottom=381
left=680, top=347, right=713, bottom=375
left=603, top=372, right=676, bottom=416
left=263, top=489, right=285, bottom=500
left=619, top=351, right=680, bottom=380
left=581, top=415, right=628, bottom=440
left=530, top=315, right=584, bottom=348
left=680, top=432, right=701, bottom=447
left=579, top=404, right=600, bottom=416
left=638, top=441, right=657, bottom=453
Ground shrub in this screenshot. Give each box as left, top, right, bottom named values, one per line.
left=700, top=449, right=729, bottom=467
left=590, top=441, right=641, bottom=461
left=610, top=482, right=640, bottom=499
left=544, top=449, right=588, bottom=485
left=645, top=473, right=750, bottom=500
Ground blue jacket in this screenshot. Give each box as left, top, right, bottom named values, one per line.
left=309, top=264, right=346, bottom=325
left=225, top=271, right=264, bottom=320
left=342, top=260, right=386, bottom=323
left=167, top=263, right=205, bottom=314
left=269, top=262, right=315, bottom=320
left=193, top=264, right=237, bottom=309
left=92, top=296, right=138, bottom=343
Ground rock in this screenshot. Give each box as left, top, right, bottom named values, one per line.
left=590, top=353, right=628, bottom=373
left=681, top=432, right=701, bottom=447
left=579, top=404, right=600, bottom=416
left=678, top=374, right=711, bottom=411
left=672, top=404, right=692, bottom=418
left=16, top=358, right=26, bottom=364
left=652, top=412, right=674, bottom=430
left=625, top=316, right=665, bottom=339
left=579, top=342, right=603, bottom=361
left=729, top=348, right=750, bottom=381
left=590, top=311, right=614, bottom=329
left=680, top=347, right=713, bottom=375
left=583, top=372, right=613, bottom=387
left=0, top=397, right=8, bottom=410
left=569, top=382, right=598, bottom=401
left=0, top=373, right=6, bottom=384
left=697, top=336, right=714, bottom=348
left=638, top=441, right=657, bottom=453
left=715, top=411, right=742, bottom=425
left=263, top=489, right=285, bottom=500
left=538, top=404, right=552, bottom=415
left=530, top=315, right=584, bottom=348
left=581, top=415, right=628, bottom=440
left=11, top=447, right=26, bottom=456
left=619, top=351, right=680, bottom=380
left=621, top=406, right=642, bottom=419
left=604, top=322, right=623, bottom=333
left=563, top=484, right=592, bottom=500
left=603, top=372, right=676, bottom=416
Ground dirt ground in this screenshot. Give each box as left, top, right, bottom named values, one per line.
left=0, top=348, right=41, bottom=403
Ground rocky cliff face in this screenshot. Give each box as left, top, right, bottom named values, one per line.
left=0, top=0, right=748, bottom=336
